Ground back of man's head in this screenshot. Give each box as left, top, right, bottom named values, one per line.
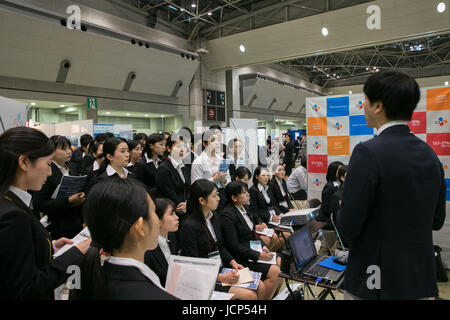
left=363, top=71, right=420, bottom=122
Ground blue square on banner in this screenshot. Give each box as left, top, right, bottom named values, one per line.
left=349, top=115, right=374, bottom=136
left=446, top=179, right=450, bottom=201
left=327, top=97, right=349, bottom=117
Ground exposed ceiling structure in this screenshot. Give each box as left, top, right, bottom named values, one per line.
left=124, top=0, right=374, bottom=41
left=279, top=34, right=450, bottom=87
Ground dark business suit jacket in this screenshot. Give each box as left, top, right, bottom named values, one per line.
left=80, top=154, right=95, bottom=176
left=337, top=125, right=446, bottom=300
left=249, top=184, right=282, bottom=225
left=283, top=141, right=294, bottom=175
left=316, top=181, right=340, bottom=224
left=155, top=158, right=190, bottom=206
left=32, top=162, right=84, bottom=239
left=70, top=147, right=84, bottom=174
left=178, top=214, right=234, bottom=267
left=103, top=261, right=177, bottom=300
left=219, top=204, right=267, bottom=264
left=144, top=233, right=179, bottom=287
left=0, top=191, right=84, bottom=299
left=269, top=176, right=294, bottom=213
left=134, top=156, right=161, bottom=191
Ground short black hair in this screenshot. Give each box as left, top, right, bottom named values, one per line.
left=326, top=161, right=344, bottom=183
left=225, top=181, right=248, bottom=204
left=227, top=138, right=240, bottom=151
left=363, top=70, right=420, bottom=121
left=50, top=135, right=71, bottom=150
left=252, top=166, right=269, bottom=186
left=232, top=166, right=251, bottom=181
left=80, top=134, right=93, bottom=148
left=134, top=133, right=147, bottom=141
left=209, top=125, right=222, bottom=132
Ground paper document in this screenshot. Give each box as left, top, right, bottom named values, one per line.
left=221, top=267, right=253, bottom=286
left=53, top=227, right=90, bottom=258
left=218, top=159, right=232, bottom=173
left=220, top=268, right=261, bottom=290
left=166, top=255, right=221, bottom=300
left=51, top=175, right=88, bottom=199
left=256, top=228, right=274, bottom=238
left=250, top=241, right=277, bottom=265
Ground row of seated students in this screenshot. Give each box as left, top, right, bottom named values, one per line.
left=1, top=126, right=307, bottom=300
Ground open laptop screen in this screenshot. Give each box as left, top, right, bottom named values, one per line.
left=288, top=225, right=317, bottom=268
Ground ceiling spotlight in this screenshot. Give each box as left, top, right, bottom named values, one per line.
left=322, top=27, right=328, bottom=36
left=239, top=44, right=246, bottom=53
left=437, top=2, right=446, bottom=13
left=191, top=3, right=196, bottom=8
left=445, top=81, right=449, bottom=86
left=31, top=102, right=36, bottom=106
left=145, top=114, right=149, bottom=117
left=349, top=91, right=353, bottom=94
left=208, top=12, right=212, bottom=16
left=60, top=104, right=65, bottom=107
left=126, top=113, right=130, bottom=116
left=161, top=115, right=165, bottom=118
left=366, top=67, right=369, bottom=71
left=106, top=112, right=110, bottom=115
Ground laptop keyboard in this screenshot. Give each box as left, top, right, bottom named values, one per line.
left=306, top=265, right=329, bottom=278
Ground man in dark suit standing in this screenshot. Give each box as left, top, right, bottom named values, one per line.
left=282, top=133, right=294, bottom=176
left=336, top=71, right=446, bottom=300
left=70, top=134, right=93, bottom=174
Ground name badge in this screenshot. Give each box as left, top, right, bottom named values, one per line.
left=280, top=201, right=288, bottom=208
left=269, top=209, right=276, bottom=216
left=250, top=240, right=262, bottom=252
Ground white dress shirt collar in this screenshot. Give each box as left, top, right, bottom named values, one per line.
left=8, top=186, right=32, bottom=208
left=169, top=156, right=184, bottom=170
left=158, top=235, right=171, bottom=262
left=93, top=161, right=100, bottom=171
left=106, top=164, right=129, bottom=178
left=106, top=256, right=163, bottom=289
left=275, top=177, right=286, bottom=197
left=377, top=121, right=409, bottom=135
left=236, top=205, right=253, bottom=231
left=52, top=161, right=69, bottom=176
left=145, top=153, right=160, bottom=168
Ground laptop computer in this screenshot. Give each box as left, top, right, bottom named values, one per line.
left=287, top=225, right=344, bottom=282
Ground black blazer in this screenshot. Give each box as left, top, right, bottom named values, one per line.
left=32, top=162, right=84, bottom=240
left=316, top=181, right=340, bottom=224
left=70, top=147, right=84, bottom=173
left=80, top=154, right=95, bottom=176
left=134, top=156, right=161, bottom=190
left=0, top=191, right=84, bottom=299
left=144, top=233, right=179, bottom=287
left=155, top=158, right=190, bottom=206
left=283, top=141, right=294, bottom=174
left=269, top=177, right=294, bottom=213
left=178, top=214, right=233, bottom=267
left=249, top=184, right=282, bottom=225
left=337, top=125, right=447, bottom=300
left=103, top=261, right=177, bottom=300
left=85, top=169, right=135, bottom=195
left=219, top=204, right=267, bottom=264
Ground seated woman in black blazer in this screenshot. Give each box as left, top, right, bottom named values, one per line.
left=86, top=138, right=133, bottom=194
left=309, top=161, right=344, bottom=234
left=249, top=167, right=283, bottom=225
left=155, top=134, right=191, bottom=217
left=269, top=164, right=295, bottom=214
left=220, top=182, right=282, bottom=300
left=144, top=198, right=180, bottom=287
left=126, top=140, right=143, bottom=174
left=33, top=135, right=85, bottom=239
left=74, top=178, right=177, bottom=300
left=134, top=133, right=166, bottom=191
left=0, top=127, right=90, bottom=299
left=179, top=179, right=263, bottom=300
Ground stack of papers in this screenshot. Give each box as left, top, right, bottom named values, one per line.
left=53, top=227, right=90, bottom=258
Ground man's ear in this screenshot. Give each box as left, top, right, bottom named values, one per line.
left=374, top=102, right=384, bottom=115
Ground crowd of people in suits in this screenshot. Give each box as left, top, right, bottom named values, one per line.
left=0, top=123, right=312, bottom=300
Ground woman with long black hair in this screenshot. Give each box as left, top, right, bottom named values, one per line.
left=71, top=179, right=177, bottom=300
left=0, top=127, right=90, bottom=299
left=179, top=179, right=264, bottom=300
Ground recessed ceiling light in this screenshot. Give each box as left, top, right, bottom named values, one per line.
left=208, top=12, right=212, bottom=16
left=126, top=113, right=130, bottom=116
left=31, top=102, right=36, bottom=106
left=60, top=104, right=65, bottom=107
left=437, top=2, right=446, bottom=13
left=161, top=115, right=165, bottom=118
left=106, top=112, right=110, bottom=115
left=145, top=114, right=149, bottom=117
left=239, top=44, right=246, bottom=53
left=191, top=3, right=196, bottom=8
left=445, top=81, right=449, bottom=86
left=321, top=27, right=328, bottom=36
left=349, top=91, right=353, bottom=95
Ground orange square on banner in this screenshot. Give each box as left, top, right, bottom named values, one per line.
left=427, top=87, right=450, bottom=111
left=328, top=136, right=350, bottom=155
left=308, top=117, right=327, bottom=136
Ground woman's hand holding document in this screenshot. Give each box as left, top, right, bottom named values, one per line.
left=221, top=267, right=254, bottom=286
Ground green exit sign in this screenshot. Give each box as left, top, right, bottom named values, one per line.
left=87, top=97, right=97, bottom=109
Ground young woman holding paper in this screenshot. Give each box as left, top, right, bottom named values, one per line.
left=33, top=135, right=85, bottom=239
left=179, top=179, right=265, bottom=300
left=0, top=127, right=90, bottom=299
left=73, top=178, right=177, bottom=300
left=220, top=181, right=282, bottom=300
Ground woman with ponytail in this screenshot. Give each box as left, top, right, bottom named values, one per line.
left=0, top=127, right=90, bottom=299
